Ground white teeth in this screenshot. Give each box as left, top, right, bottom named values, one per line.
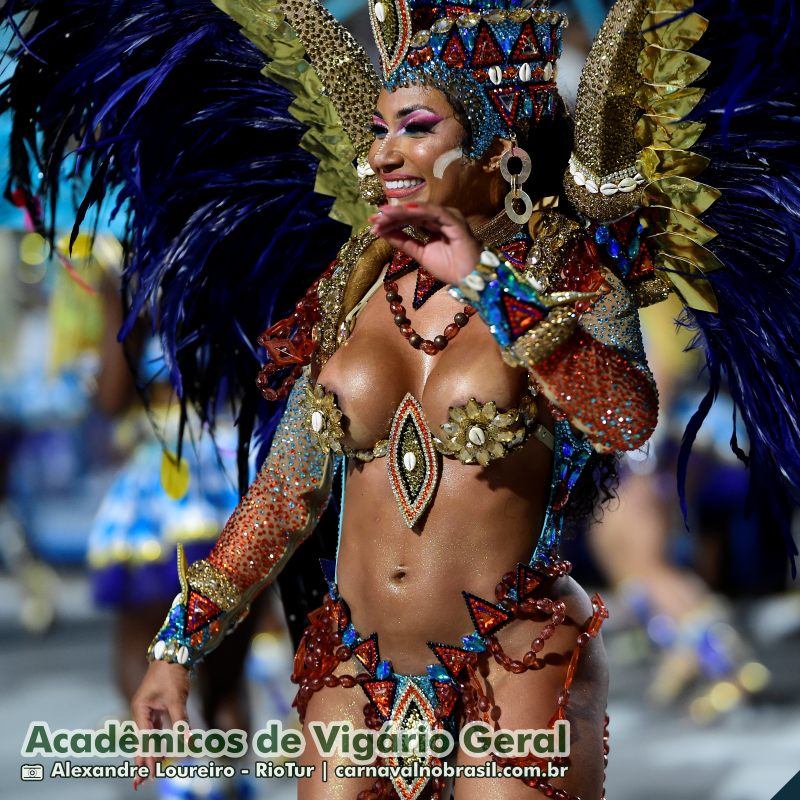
left=385, top=179, right=424, bottom=190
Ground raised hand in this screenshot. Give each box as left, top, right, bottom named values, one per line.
left=369, top=203, right=482, bottom=285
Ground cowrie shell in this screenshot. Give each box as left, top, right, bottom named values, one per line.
left=464, top=273, right=486, bottom=291
left=479, top=250, right=501, bottom=267
left=468, top=426, right=487, bottom=446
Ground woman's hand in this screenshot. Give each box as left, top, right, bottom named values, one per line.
left=130, top=660, right=190, bottom=789
left=369, top=203, right=482, bottom=284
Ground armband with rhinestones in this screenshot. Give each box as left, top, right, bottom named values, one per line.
left=147, top=547, right=247, bottom=671
left=449, top=248, right=598, bottom=364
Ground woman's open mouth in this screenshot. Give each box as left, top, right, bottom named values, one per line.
left=382, top=176, right=426, bottom=199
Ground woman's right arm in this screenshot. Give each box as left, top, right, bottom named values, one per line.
left=131, top=370, right=332, bottom=764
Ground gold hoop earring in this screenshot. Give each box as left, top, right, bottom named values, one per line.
left=499, top=139, right=533, bottom=225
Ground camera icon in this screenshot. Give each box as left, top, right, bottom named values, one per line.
left=21, top=764, right=44, bottom=781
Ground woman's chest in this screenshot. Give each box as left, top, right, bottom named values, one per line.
left=316, top=268, right=530, bottom=449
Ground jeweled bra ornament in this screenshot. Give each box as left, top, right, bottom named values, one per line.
left=369, top=0, right=566, bottom=159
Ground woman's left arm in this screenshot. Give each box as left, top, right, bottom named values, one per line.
left=371, top=203, right=659, bottom=454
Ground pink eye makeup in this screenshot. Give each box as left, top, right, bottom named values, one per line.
left=371, top=115, right=389, bottom=136
left=370, top=110, right=445, bottom=137
left=396, top=110, right=444, bottom=133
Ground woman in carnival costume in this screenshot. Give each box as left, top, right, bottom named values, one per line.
left=2, top=0, right=799, bottom=798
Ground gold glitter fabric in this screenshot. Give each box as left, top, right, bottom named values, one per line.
left=564, top=0, right=650, bottom=222
left=185, top=559, right=241, bottom=611
left=212, top=0, right=378, bottom=229
left=565, top=0, right=723, bottom=314
left=635, top=0, right=723, bottom=313
left=315, top=228, right=381, bottom=366
left=278, top=0, right=380, bottom=163
left=207, top=372, right=333, bottom=595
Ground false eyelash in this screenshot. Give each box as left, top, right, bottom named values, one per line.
left=402, top=123, right=434, bottom=134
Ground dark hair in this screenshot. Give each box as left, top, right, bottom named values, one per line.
left=563, top=451, right=621, bottom=531
left=515, top=94, right=574, bottom=203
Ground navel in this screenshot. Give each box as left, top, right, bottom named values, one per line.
left=390, top=566, right=407, bottom=583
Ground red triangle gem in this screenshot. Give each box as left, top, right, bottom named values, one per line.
left=527, top=87, right=554, bottom=122
left=262, top=338, right=306, bottom=367
left=627, top=245, right=656, bottom=280
left=428, top=643, right=473, bottom=679
left=501, top=294, right=545, bottom=338
left=501, top=240, right=528, bottom=266
left=471, top=21, right=504, bottom=67
left=610, top=216, right=635, bottom=241
left=353, top=634, right=379, bottom=675
left=515, top=563, right=543, bottom=600
left=331, top=598, right=350, bottom=632
left=463, top=593, right=512, bottom=636
left=186, top=591, right=222, bottom=634
left=362, top=679, right=397, bottom=721
left=413, top=267, right=445, bottom=309
left=510, top=20, right=542, bottom=63
left=385, top=250, right=416, bottom=283
left=411, top=7, right=439, bottom=30
left=441, top=31, right=468, bottom=68
left=432, top=681, right=458, bottom=718
left=487, top=86, right=522, bottom=126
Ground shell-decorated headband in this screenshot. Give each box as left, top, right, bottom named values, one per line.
left=369, top=0, right=567, bottom=158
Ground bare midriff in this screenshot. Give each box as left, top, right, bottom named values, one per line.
left=317, top=267, right=555, bottom=675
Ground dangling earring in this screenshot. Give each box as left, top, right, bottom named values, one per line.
left=499, top=137, right=533, bottom=224
left=357, top=156, right=386, bottom=205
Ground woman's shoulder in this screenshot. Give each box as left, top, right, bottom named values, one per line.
left=315, top=228, right=392, bottom=364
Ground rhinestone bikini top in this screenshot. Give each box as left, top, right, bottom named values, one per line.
left=303, top=381, right=553, bottom=528
left=303, top=381, right=552, bottom=461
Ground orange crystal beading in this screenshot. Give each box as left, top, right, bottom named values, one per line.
left=532, top=328, right=658, bottom=453
left=207, top=373, right=332, bottom=593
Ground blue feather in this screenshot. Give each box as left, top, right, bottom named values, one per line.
left=0, top=0, right=349, bottom=493
left=678, top=0, right=800, bottom=572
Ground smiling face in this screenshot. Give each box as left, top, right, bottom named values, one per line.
left=368, top=85, right=506, bottom=226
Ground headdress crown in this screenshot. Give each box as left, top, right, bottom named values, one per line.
left=368, top=0, right=567, bottom=157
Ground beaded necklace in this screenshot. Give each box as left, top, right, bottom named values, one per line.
left=382, top=211, right=524, bottom=355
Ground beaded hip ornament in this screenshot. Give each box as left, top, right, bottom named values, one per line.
left=368, top=0, right=567, bottom=159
